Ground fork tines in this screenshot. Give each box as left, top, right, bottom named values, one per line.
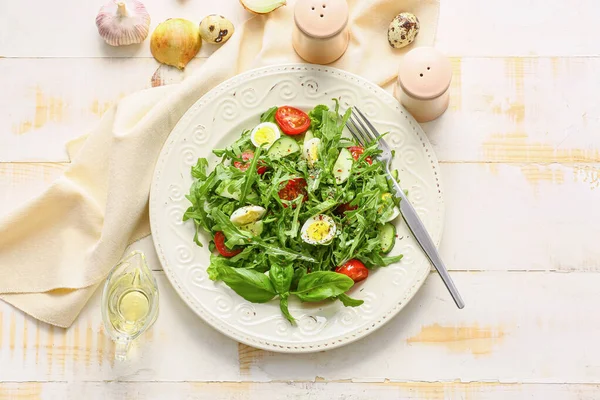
left=345, top=107, right=381, bottom=147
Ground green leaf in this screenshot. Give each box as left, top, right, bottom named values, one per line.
left=284, top=196, right=304, bottom=238
left=214, top=264, right=276, bottom=303
left=293, top=272, right=354, bottom=302
left=279, top=293, right=296, bottom=324
left=261, top=106, right=278, bottom=123
left=191, top=158, right=209, bottom=179
left=300, top=199, right=338, bottom=220
left=308, top=105, right=329, bottom=130
left=206, top=265, right=219, bottom=281
left=239, top=146, right=262, bottom=204
left=211, top=209, right=252, bottom=247
left=192, top=221, right=203, bottom=247
left=253, top=238, right=316, bottom=262
left=337, top=293, right=364, bottom=307
left=269, top=262, right=294, bottom=294
left=291, top=266, right=307, bottom=291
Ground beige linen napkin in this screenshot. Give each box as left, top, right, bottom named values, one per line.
left=0, top=0, right=439, bottom=328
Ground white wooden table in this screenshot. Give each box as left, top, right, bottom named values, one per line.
left=2, top=0, right=600, bottom=398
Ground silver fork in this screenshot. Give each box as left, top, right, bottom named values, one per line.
left=346, top=107, right=465, bottom=309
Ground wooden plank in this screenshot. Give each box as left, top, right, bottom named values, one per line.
left=435, top=0, right=600, bottom=56
left=2, top=271, right=600, bottom=383
left=1, top=57, right=599, bottom=162
left=3, top=162, right=599, bottom=272
left=439, top=163, right=600, bottom=272
left=428, top=57, right=600, bottom=163
left=0, top=58, right=197, bottom=162
left=1, top=0, right=599, bottom=57
left=1, top=382, right=599, bottom=400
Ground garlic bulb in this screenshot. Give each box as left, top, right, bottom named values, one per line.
left=151, top=18, right=202, bottom=70
left=96, top=0, right=151, bottom=46
left=240, top=0, right=287, bottom=14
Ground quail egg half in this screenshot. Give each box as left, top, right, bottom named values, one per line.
left=303, top=137, right=321, bottom=167
left=250, top=122, right=281, bottom=149
left=301, top=214, right=337, bottom=245
left=230, top=205, right=266, bottom=226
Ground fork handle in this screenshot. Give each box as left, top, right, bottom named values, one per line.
left=388, top=172, right=465, bottom=309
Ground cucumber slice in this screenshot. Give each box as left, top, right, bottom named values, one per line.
left=215, top=181, right=241, bottom=200
left=385, top=206, right=401, bottom=222
left=215, top=183, right=258, bottom=203
left=333, top=148, right=353, bottom=184
left=378, top=223, right=396, bottom=254
left=239, top=220, right=264, bottom=236
left=267, top=136, right=301, bottom=160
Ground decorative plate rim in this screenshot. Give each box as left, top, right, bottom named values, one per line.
left=150, top=63, right=445, bottom=353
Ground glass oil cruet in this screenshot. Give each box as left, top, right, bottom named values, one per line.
left=101, top=251, right=159, bottom=361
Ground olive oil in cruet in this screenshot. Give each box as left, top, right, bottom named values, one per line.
left=101, top=251, right=159, bottom=361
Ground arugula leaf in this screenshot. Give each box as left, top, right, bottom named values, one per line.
left=269, top=262, right=294, bottom=294
left=261, top=106, right=278, bottom=123
left=192, top=221, right=203, bottom=247
left=337, top=293, right=364, bottom=307
left=284, top=196, right=304, bottom=239
left=212, top=264, right=276, bottom=303
left=308, top=105, right=329, bottom=130
left=300, top=199, right=338, bottom=220
left=191, top=158, right=209, bottom=179
left=293, top=272, right=354, bottom=302
left=213, top=130, right=253, bottom=159
left=253, top=238, right=316, bottom=262
left=211, top=208, right=252, bottom=247
left=239, top=146, right=262, bottom=204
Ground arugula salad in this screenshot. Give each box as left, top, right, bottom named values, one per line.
left=183, top=102, right=403, bottom=324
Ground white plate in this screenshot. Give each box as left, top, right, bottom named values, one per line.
left=150, top=64, right=444, bottom=353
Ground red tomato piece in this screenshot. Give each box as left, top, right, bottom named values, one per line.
left=275, top=106, right=311, bottom=136
left=335, top=202, right=358, bottom=215
left=348, top=146, right=373, bottom=165
left=233, top=150, right=267, bottom=175
left=214, top=231, right=243, bottom=258
left=335, top=259, right=369, bottom=283
left=278, top=178, right=308, bottom=207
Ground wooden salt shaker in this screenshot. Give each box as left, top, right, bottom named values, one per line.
left=394, top=47, right=453, bottom=122
left=292, top=0, right=349, bottom=65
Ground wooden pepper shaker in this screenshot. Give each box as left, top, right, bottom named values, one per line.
left=292, top=0, right=349, bottom=65
left=394, top=47, right=453, bottom=122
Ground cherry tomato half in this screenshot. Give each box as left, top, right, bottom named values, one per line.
left=214, top=231, right=243, bottom=258
left=278, top=178, right=308, bottom=207
left=335, top=259, right=369, bottom=283
left=348, top=146, right=373, bottom=165
left=233, top=150, right=268, bottom=175
left=335, top=202, right=358, bottom=215
left=275, top=106, right=311, bottom=136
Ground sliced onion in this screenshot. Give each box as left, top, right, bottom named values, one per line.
left=240, top=0, right=287, bottom=14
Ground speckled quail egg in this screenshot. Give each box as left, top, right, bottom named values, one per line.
left=230, top=205, right=266, bottom=226
left=388, top=12, right=420, bottom=49
left=199, top=15, right=235, bottom=45
left=301, top=214, right=337, bottom=245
